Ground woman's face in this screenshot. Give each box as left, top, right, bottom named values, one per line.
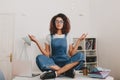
left=55, top=17, right=64, bottom=30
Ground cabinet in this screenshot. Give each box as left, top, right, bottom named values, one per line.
left=73, top=38, right=97, bottom=71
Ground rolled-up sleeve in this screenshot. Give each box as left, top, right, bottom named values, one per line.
left=45, top=34, right=50, bottom=45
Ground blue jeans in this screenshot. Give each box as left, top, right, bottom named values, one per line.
left=36, top=52, right=85, bottom=72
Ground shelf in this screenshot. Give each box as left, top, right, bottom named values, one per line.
left=77, top=50, right=85, bottom=52
left=86, top=55, right=96, bottom=57
left=73, top=37, right=97, bottom=70
left=85, top=62, right=97, bottom=65
left=85, top=50, right=96, bottom=51
left=77, top=50, right=96, bottom=52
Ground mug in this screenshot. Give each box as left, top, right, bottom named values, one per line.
left=83, top=67, right=88, bottom=76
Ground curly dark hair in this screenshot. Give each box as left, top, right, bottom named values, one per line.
left=50, top=13, right=71, bottom=35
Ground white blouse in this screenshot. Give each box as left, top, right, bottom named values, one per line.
left=45, top=34, right=73, bottom=54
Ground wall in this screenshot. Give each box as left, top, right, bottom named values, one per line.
left=12, top=0, right=91, bottom=73
left=90, top=0, right=120, bottom=80
left=0, top=0, right=92, bottom=76
left=1, top=0, right=119, bottom=80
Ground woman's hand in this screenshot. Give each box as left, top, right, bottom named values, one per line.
left=69, top=33, right=88, bottom=56
left=28, top=34, right=49, bottom=56
left=28, top=34, right=38, bottom=43
left=79, top=33, right=88, bottom=41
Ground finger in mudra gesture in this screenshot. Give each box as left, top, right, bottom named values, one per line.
left=28, top=34, right=38, bottom=42
left=79, top=33, right=88, bottom=41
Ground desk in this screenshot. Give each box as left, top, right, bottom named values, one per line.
left=12, top=71, right=114, bottom=80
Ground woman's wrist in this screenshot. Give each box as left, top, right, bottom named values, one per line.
left=78, top=38, right=82, bottom=42
left=34, top=39, right=39, bottom=44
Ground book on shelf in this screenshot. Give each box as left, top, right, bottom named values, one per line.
left=78, top=46, right=83, bottom=50
left=86, top=56, right=97, bottom=62
left=86, top=38, right=96, bottom=50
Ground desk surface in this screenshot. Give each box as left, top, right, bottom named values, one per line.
left=13, top=71, right=114, bottom=80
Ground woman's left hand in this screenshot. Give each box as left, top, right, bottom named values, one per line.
left=79, top=33, right=88, bottom=41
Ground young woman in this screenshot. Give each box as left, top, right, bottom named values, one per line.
left=29, top=13, right=87, bottom=79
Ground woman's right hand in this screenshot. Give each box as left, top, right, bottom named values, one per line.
left=28, top=34, right=38, bottom=43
